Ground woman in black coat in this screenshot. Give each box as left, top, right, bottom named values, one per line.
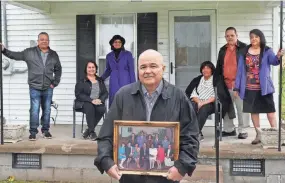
left=185, top=61, right=236, bottom=141
left=75, top=61, right=108, bottom=140
left=185, top=61, right=215, bottom=141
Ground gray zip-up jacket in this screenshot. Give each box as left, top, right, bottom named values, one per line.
left=3, top=46, right=62, bottom=90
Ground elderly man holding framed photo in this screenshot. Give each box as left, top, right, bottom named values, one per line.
left=94, top=49, right=199, bottom=183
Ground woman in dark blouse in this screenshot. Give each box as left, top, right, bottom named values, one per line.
left=75, top=61, right=108, bottom=140
left=234, top=29, right=283, bottom=144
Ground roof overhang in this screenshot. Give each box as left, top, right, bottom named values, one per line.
left=5, top=0, right=283, bottom=14
left=6, top=1, right=51, bottom=13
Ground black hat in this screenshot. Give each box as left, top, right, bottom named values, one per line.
left=109, top=35, right=126, bottom=46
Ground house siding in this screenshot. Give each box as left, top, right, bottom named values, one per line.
left=2, top=2, right=279, bottom=126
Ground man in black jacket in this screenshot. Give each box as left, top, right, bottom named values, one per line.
left=94, top=49, right=199, bottom=183
left=1, top=32, right=62, bottom=141
left=139, top=142, right=149, bottom=169
left=215, top=27, right=249, bottom=139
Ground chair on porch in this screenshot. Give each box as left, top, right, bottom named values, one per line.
left=72, top=99, right=106, bottom=138
left=51, top=101, right=59, bottom=125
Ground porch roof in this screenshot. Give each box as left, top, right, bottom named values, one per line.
left=8, top=0, right=282, bottom=14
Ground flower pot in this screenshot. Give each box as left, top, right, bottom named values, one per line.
left=260, top=128, right=285, bottom=146
left=0, top=124, right=27, bottom=142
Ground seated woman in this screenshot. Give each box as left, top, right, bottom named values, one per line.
left=75, top=61, right=108, bottom=140
left=148, top=144, right=157, bottom=169
left=118, top=143, right=126, bottom=169
left=185, top=61, right=216, bottom=141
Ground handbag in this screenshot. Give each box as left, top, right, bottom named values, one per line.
left=74, top=100, right=84, bottom=110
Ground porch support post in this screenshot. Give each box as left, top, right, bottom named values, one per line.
left=0, top=0, right=3, bottom=145
left=278, top=0, right=283, bottom=152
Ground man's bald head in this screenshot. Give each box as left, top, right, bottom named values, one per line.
left=138, top=49, right=165, bottom=91
left=138, top=49, right=164, bottom=66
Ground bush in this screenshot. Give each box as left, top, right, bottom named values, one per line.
left=282, top=68, right=285, bottom=120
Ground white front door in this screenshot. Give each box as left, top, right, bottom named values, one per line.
left=96, top=13, right=136, bottom=124
left=169, top=10, right=216, bottom=126
left=96, top=14, right=137, bottom=77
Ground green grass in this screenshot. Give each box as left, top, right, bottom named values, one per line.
left=282, top=68, right=285, bottom=120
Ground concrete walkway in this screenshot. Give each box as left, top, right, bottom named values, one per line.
left=0, top=125, right=284, bottom=159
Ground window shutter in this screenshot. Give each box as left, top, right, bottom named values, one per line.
left=137, top=13, right=158, bottom=57
left=76, top=15, right=96, bottom=82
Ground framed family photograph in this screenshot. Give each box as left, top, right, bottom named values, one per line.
left=113, top=120, right=180, bottom=176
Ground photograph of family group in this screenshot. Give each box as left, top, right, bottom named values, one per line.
left=116, top=126, right=176, bottom=172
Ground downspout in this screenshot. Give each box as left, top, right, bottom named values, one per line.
left=2, top=2, right=7, bottom=47
left=0, top=0, right=3, bottom=145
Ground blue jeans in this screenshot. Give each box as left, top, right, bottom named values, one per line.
left=29, top=87, right=53, bottom=135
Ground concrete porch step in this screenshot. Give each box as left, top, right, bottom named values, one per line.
left=110, top=164, right=223, bottom=183
left=282, top=122, right=285, bottom=130
left=181, top=164, right=223, bottom=183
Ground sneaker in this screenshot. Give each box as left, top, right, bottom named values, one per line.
left=119, top=165, right=124, bottom=169
left=222, top=130, right=237, bottom=137
left=82, top=129, right=90, bottom=139
left=238, top=133, right=248, bottom=139
left=251, top=134, right=261, bottom=145
left=43, top=131, right=52, bottom=139
left=251, top=138, right=261, bottom=145
left=29, top=134, right=36, bottom=141
left=89, top=132, right=97, bottom=141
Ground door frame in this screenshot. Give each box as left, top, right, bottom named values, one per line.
left=95, top=13, right=138, bottom=76
left=168, top=10, right=217, bottom=85
left=95, top=13, right=137, bottom=124
left=168, top=10, right=217, bottom=126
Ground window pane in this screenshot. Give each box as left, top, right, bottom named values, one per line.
left=174, top=15, right=211, bottom=91
left=99, top=15, right=135, bottom=57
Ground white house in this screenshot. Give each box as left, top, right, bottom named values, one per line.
left=1, top=1, right=282, bottom=128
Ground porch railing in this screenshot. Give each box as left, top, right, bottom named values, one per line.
left=214, top=87, right=223, bottom=183
left=278, top=0, right=284, bottom=152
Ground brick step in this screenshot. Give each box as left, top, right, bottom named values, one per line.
left=181, top=164, right=223, bottom=183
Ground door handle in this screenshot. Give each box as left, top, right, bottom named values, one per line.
left=170, top=62, right=177, bottom=74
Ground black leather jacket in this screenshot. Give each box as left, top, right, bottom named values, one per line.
left=74, top=76, right=108, bottom=104
left=94, top=79, right=199, bottom=183
left=3, top=46, right=62, bottom=90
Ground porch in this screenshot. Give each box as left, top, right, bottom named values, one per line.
left=0, top=125, right=285, bottom=183
left=0, top=1, right=285, bottom=182
left=0, top=1, right=282, bottom=128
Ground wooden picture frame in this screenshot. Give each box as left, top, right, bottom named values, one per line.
left=113, top=120, right=180, bottom=176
